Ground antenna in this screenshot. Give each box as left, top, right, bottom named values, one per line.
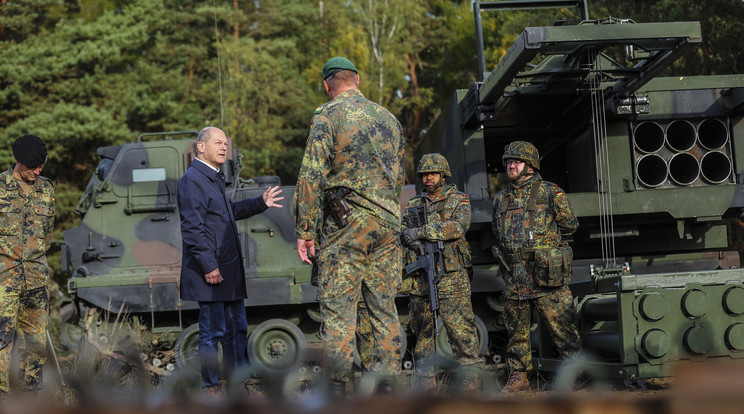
left=213, top=0, right=225, bottom=130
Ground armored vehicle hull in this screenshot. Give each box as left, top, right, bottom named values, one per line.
left=61, top=132, right=424, bottom=375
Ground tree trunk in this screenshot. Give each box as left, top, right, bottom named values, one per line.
left=233, top=0, right=239, bottom=40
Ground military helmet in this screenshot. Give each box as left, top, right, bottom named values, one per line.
left=502, top=141, right=540, bottom=170
left=417, top=153, right=452, bottom=177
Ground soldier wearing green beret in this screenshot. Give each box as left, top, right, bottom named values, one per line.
left=294, top=56, right=406, bottom=395
left=491, top=141, right=581, bottom=392
left=0, top=135, right=54, bottom=397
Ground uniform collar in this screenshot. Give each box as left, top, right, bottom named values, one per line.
left=424, top=183, right=457, bottom=202
left=332, top=88, right=364, bottom=101
left=5, top=166, right=44, bottom=194
left=510, top=173, right=541, bottom=189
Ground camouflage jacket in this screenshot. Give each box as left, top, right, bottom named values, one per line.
left=491, top=174, right=577, bottom=299
left=0, top=168, right=55, bottom=291
left=403, top=184, right=473, bottom=297
left=294, top=89, right=405, bottom=240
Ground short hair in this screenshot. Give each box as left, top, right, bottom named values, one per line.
left=325, top=69, right=358, bottom=90
left=197, top=128, right=214, bottom=144
left=194, top=127, right=217, bottom=156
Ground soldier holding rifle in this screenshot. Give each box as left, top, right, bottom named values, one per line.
left=401, top=153, right=484, bottom=393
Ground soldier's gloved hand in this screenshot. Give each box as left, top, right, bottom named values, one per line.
left=409, top=240, right=425, bottom=256
left=401, top=228, right=422, bottom=248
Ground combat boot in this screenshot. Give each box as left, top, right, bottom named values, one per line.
left=461, top=374, right=482, bottom=394
left=503, top=370, right=530, bottom=393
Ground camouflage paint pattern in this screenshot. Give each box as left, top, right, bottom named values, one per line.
left=409, top=295, right=483, bottom=377
left=1, top=287, right=48, bottom=392
left=416, top=154, right=452, bottom=177
left=504, top=286, right=580, bottom=372
left=293, top=88, right=406, bottom=240
left=502, top=141, right=541, bottom=170
left=355, top=300, right=373, bottom=369
left=403, top=184, right=473, bottom=297
left=492, top=173, right=580, bottom=372
left=0, top=167, right=54, bottom=393
left=64, top=137, right=314, bottom=315
left=491, top=173, right=578, bottom=300
left=0, top=169, right=55, bottom=291
left=403, top=183, right=484, bottom=382
left=316, top=210, right=402, bottom=382
left=294, top=87, right=405, bottom=382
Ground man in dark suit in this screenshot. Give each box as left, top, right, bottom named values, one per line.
left=178, top=126, right=283, bottom=395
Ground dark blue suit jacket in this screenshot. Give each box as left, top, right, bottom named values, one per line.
left=178, top=160, right=268, bottom=302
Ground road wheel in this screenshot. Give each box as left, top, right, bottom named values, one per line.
left=247, top=319, right=307, bottom=373
left=59, top=303, right=83, bottom=349
left=435, top=314, right=488, bottom=362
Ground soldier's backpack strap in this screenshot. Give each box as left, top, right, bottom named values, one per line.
left=498, top=191, right=510, bottom=239
left=525, top=181, right=541, bottom=247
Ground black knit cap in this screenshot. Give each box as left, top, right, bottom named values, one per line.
left=13, top=135, right=48, bottom=168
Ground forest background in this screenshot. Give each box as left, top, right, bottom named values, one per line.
left=2, top=0, right=744, bottom=282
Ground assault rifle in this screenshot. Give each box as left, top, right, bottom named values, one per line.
left=403, top=203, right=444, bottom=337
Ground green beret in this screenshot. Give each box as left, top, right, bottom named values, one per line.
left=322, top=56, right=358, bottom=80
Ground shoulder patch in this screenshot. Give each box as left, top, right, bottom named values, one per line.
left=455, top=192, right=470, bottom=203
left=543, top=180, right=566, bottom=195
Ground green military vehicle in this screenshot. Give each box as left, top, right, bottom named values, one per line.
left=61, top=1, right=744, bottom=386
left=419, top=0, right=744, bottom=385
left=61, top=131, right=322, bottom=373
left=61, top=131, right=417, bottom=375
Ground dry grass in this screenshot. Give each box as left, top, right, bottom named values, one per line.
left=37, top=304, right=744, bottom=414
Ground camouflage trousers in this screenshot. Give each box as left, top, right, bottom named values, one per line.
left=0, top=286, right=49, bottom=393
left=356, top=300, right=374, bottom=370
left=409, top=293, right=484, bottom=380
left=317, top=210, right=402, bottom=382
left=505, top=286, right=580, bottom=372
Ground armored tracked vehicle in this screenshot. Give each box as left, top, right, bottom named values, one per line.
left=61, top=131, right=323, bottom=373
left=61, top=131, right=420, bottom=375
left=421, top=0, right=744, bottom=384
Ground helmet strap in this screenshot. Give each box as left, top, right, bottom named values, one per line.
left=510, top=164, right=535, bottom=181
left=432, top=175, right=445, bottom=191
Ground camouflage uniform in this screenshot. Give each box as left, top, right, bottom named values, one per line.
left=0, top=168, right=55, bottom=393
left=491, top=172, right=580, bottom=373
left=355, top=300, right=374, bottom=370
left=294, top=88, right=405, bottom=383
left=403, top=183, right=484, bottom=385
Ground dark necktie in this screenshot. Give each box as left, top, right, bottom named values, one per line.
left=216, top=170, right=226, bottom=195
